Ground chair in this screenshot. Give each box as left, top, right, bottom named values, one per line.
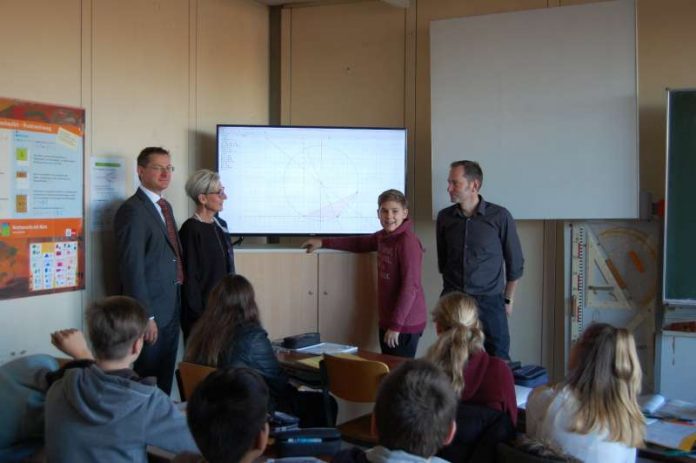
left=320, top=354, right=389, bottom=446
left=176, top=361, right=216, bottom=402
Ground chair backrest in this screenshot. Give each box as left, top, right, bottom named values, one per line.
left=177, top=361, right=216, bottom=401
left=321, top=354, right=389, bottom=403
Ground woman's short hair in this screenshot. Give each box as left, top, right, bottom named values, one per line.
left=566, top=322, right=645, bottom=447
left=185, top=169, right=220, bottom=204
left=425, top=292, right=485, bottom=394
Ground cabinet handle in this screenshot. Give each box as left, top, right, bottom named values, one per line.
left=308, top=290, right=314, bottom=295
left=323, top=291, right=328, bottom=296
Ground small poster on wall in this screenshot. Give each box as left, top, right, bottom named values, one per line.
left=0, top=97, right=85, bottom=300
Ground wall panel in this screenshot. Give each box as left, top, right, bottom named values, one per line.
left=195, top=0, right=269, bottom=171
left=284, top=1, right=405, bottom=127
left=0, top=0, right=84, bottom=363
left=0, top=0, right=269, bottom=363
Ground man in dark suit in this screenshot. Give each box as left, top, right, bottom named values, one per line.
left=114, top=147, right=183, bottom=394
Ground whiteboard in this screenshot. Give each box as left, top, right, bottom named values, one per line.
left=430, top=0, right=638, bottom=220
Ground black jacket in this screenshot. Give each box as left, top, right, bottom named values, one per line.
left=218, top=322, right=289, bottom=409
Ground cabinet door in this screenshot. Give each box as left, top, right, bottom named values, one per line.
left=318, top=252, right=379, bottom=351
left=236, top=252, right=318, bottom=340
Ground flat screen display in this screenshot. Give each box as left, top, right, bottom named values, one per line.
left=217, top=125, right=407, bottom=235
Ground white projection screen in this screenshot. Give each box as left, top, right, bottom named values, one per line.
left=217, top=125, right=407, bottom=235
left=430, top=0, right=638, bottom=220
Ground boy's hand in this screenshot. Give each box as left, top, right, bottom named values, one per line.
left=144, top=319, right=158, bottom=344
left=301, top=238, right=323, bottom=253
left=384, top=329, right=400, bottom=348
left=50, top=329, right=94, bottom=360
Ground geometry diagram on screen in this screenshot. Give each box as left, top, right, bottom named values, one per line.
left=282, top=143, right=360, bottom=222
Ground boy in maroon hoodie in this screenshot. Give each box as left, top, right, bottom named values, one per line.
left=302, top=189, right=426, bottom=357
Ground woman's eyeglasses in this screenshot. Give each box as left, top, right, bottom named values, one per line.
left=206, top=187, right=226, bottom=196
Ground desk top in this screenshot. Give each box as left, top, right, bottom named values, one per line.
left=277, top=348, right=406, bottom=372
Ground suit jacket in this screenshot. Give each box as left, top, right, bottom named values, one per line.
left=114, top=188, right=180, bottom=325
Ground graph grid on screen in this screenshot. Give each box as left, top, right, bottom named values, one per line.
left=217, top=125, right=407, bottom=235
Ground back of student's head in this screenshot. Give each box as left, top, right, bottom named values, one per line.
left=86, top=296, right=148, bottom=361
left=374, top=359, right=457, bottom=458
left=185, top=274, right=260, bottom=366
left=187, top=367, right=268, bottom=463
left=425, top=292, right=485, bottom=394
left=566, top=322, right=644, bottom=447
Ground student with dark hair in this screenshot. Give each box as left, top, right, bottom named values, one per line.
left=333, top=359, right=457, bottom=463
left=175, top=368, right=270, bottom=463
left=302, top=189, right=427, bottom=358
left=526, top=323, right=645, bottom=462
left=184, top=274, right=289, bottom=409
left=44, top=296, right=197, bottom=463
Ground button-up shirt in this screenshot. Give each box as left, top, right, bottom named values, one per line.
left=436, top=196, right=524, bottom=296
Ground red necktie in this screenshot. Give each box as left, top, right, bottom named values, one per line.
left=157, top=198, right=184, bottom=284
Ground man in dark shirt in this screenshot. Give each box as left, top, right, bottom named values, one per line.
left=436, top=160, right=524, bottom=360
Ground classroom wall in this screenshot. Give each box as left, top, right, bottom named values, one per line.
left=0, top=0, right=269, bottom=363
left=278, top=0, right=696, bottom=374
left=279, top=0, right=551, bottom=367
left=2, top=0, right=695, bottom=371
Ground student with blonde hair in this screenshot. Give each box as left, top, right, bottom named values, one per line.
left=426, top=292, right=517, bottom=426
left=526, top=323, right=645, bottom=462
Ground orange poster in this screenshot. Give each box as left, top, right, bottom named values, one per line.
left=0, top=98, right=85, bottom=299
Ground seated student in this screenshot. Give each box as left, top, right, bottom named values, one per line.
left=526, top=323, right=645, bottom=462
left=175, top=367, right=269, bottom=463
left=44, top=296, right=198, bottom=463
left=184, top=274, right=289, bottom=409
left=425, top=292, right=517, bottom=426
left=333, top=359, right=457, bottom=463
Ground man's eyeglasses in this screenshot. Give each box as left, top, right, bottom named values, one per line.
left=147, top=164, right=175, bottom=173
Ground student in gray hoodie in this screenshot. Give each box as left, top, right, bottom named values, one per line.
left=44, top=296, right=198, bottom=463
left=333, top=359, right=458, bottom=463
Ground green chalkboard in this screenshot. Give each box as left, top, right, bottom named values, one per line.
left=664, top=89, right=696, bottom=305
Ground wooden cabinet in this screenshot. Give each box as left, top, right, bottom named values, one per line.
left=235, top=248, right=378, bottom=349
left=318, top=252, right=379, bottom=351
left=235, top=250, right=318, bottom=340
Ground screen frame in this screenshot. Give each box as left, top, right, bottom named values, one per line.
left=215, top=124, right=409, bottom=237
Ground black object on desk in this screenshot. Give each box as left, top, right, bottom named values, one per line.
left=283, top=332, right=321, bottom=349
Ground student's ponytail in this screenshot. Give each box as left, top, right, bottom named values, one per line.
left=426, top=292, right=485, bottom=395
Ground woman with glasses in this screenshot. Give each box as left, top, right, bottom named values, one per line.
left=179, top=169, right=236, bottom=340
